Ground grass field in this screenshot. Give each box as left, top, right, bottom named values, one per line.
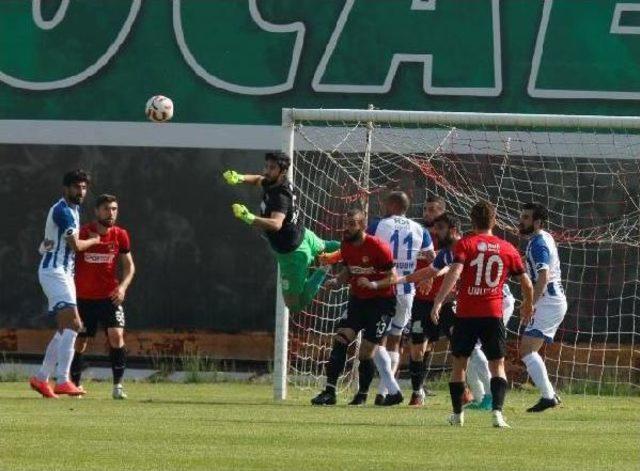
left=1, top=382, right=638, bottom=471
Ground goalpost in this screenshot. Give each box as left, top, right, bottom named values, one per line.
left=274, top=108, right=640, bottom=401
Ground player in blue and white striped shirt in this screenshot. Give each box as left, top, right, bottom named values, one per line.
left=366, top=192, right=435, bottom=405
left=518, top=202, right=567, bottom=412
left=30, top=170, right=101, bottom=398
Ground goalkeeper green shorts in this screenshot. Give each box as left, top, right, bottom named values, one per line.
left=276, top=229, right=333, bottom=297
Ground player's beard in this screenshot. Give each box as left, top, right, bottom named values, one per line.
left=343, top=230, right=364, bottom=243
left=423, top=219, right=434, bottom=228
left=262, top=174, right=277, bottom=185
left=98, top=218, right=115, bottom=228
left=69, top=193, right=83, bottom=205
left=518, top=224, right=534, bottom=235
left=263, top=170, right=285, bottom=186
left=438, top=234, right=454, bottom=247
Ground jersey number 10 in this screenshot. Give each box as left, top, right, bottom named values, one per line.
left=469, top=252, right=504, bottom=287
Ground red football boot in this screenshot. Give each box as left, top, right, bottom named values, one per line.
left=29, top=376, right=58, bottom=399
left=53, top=381, right=87, bottom=396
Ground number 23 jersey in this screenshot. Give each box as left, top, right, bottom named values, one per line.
left=453, top=233, right=524, bottom=318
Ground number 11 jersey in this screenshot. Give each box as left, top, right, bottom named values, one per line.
left=367, top=216, right=433, bottom=295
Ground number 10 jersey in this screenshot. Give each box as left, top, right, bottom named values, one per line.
left=453, top=233, right=525, bottom=318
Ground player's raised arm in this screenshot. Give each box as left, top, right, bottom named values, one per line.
left=223, top=170, right=264, bottom=187
left=406, top=264, right=449, bottom=284
left=232, top=205, right=286, bottom=232
left=65, top=224, right=101, bottom=252
left=52, top=200, right=100, bottom=253
left=67, top=232, right=100, bottom=252
left=318, top=249, right=343, bottom=266
left=359, top=263, right=442, bottom=291
left=356, top=266, right=397, bottom=290
left=253, top=211, right=286, bottom=232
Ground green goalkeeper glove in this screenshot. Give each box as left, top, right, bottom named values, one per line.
left=223, top=170, right=244, bottom=185
left=232, top=203, right=255, bottom=225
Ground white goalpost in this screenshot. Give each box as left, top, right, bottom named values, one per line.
left=274, top=108, right=640, bottom=401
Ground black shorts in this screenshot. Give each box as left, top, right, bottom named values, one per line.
left=450, top=316, right=505, bottom=360
left=77, top=299, right=125, bottom=338
left=409, top=299, right=455, bottom=344
left=342, top=296, right=396, bottom=344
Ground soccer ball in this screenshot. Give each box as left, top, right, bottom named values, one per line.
left=145, top=95, right=174, bottom=123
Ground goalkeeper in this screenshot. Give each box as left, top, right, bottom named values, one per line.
left=223, top=152, right=340, bottom=313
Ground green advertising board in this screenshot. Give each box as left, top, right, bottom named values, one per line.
left=2, top=0, right=640, bottom=147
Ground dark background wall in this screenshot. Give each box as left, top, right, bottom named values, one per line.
left=0, top=144, right=277, bottom=332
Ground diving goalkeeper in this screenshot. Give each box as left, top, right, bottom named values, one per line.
left=223, top=152, right=340, bottom=313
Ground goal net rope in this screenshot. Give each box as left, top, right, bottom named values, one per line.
left=278, top=109, right=640, bottom=397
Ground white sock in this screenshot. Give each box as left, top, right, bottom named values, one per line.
left=388, top=350, right=400, bottom=375
left=36, top=332, right=62, bottom=381
left=466, top=361, right=484, bottom=401
left=373, top=347, right=400, bottom=395
left=55, top=329, right=78, bottom=385
left=469, top=346, right=492, bottom=397
left=522, top=352, right=555, bottom=399
left=374, top=348, right=388, bottom=395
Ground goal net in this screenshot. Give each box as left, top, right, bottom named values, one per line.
left=274, top=109, right=640, bottom=400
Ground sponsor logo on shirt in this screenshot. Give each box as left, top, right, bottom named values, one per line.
left=84, top=253, right=115, bottom=264
left=395, top=261, right=414, bottom=270
left=349, top=266, right=376, bottom=275
left=477, top=241, right=500, bottom=252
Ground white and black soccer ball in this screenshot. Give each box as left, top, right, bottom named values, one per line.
left=145, top=95, right=174, bottom=123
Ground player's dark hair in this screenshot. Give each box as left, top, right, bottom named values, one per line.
left=62, top=169, right=91, bottom=187
left=425, top=195, right=446, bottom=210
left=386, top=191, right=410, bottom=213
left=265, top=152, right=291, bottom=172
left=433, top=212, right=460, bottom=231
left=522, top=202, right=548, bottom=226
left=346, top=208, right=365, bottom=219
left=469, top=200, right=496, bottom=230
left=95, top=194, right=117, bottom=208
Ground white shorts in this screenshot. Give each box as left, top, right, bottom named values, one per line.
left=38, top=269, right=76, bottom=315
left=502, top=293, right=515, bottom=327
left=524, top=293, right=567, bottom=343
left=387, top=293, right=414, bottom=336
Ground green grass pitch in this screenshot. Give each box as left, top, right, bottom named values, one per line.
left=1, top=382, right=638, bottom=470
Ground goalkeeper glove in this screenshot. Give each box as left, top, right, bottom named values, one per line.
left=232, top=203, right=255, bottom=225
left=223, top=170, right=244, bottom=185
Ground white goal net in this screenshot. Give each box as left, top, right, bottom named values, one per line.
left=274, top=109, right=640, bottom=399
